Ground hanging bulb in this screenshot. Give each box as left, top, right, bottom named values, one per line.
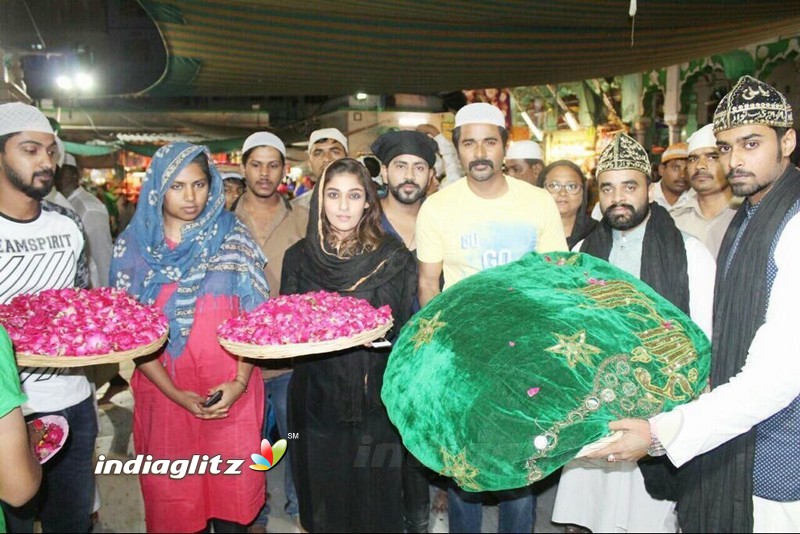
left=629, top=0, right=637, bottom=47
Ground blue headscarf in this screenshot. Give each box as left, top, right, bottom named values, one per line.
left=110, top=142, right=269, bottom=362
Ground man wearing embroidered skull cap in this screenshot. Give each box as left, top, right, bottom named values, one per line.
left=672, top=124, right=739, bottom=258
left=552, top=132, right=715, bottom=533
left=416, top=102, right=566, bottom=534
left=587, top=76, right=800, bottom=532
left=504, top=140, right=544, bottom=186
left=0, top=102, right=96, bottom=532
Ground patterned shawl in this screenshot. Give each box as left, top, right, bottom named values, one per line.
left=110, top=143, right=269, bottom=362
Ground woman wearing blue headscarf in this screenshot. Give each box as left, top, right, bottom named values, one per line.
left=111, top=143, right=270, bottom=533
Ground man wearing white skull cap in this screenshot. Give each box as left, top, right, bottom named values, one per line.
left=671, top=124, right=739, bottom=257
left=415, top=102, right=567, bottom=534
left=0, top=102, right=96, bottom=532
left=505, top=140, right=544, bottom=185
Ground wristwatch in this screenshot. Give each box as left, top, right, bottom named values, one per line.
left=647, top=421, right=667, bottom=457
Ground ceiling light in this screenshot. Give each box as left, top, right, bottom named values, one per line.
left=75, top=72, right=94, bottom=91
left=355, top=92, right=368, bottom=101
left=56, top=75, right=73, bottom=91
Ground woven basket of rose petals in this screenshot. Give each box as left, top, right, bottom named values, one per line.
left=217, top=291, right=393, bottom=359
left=0, top=288, right=168, bottom=367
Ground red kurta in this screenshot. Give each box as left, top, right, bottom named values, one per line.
left=131, top=286, right=265, bottom=533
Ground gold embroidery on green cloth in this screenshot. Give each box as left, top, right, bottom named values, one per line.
left=410, top=310, right=447, bottom=352
left=526, top=278, right=703, bottom=483
left=440, top=447, right=481, bottom=491
left=544, top=330, right=603, bottom=368
left=630, top=321, right=699, bottom=401
left=577, top=280, right=661, bottom=323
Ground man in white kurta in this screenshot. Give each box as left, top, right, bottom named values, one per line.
left=585, top=76, right=800, bottom=533
left=553, top=133, right=715, bottom=533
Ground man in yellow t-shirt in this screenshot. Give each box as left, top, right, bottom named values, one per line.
left=417, top=103, right=566, bottom=297
left=415, top=102, right=567, bottom=533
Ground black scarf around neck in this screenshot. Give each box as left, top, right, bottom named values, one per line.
left=581, top=202, right=690, bottom=314
left=677, top=165, right=800, bottom=533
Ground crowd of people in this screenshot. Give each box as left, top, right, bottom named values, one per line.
left=0, top=73, right=797, bottom=533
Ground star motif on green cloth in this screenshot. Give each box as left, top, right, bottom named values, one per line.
left=440, top=447, right=481, bottom=491
left=544, top=330, right=602, bottom=368
left=410, top=310, right=446, bottom=351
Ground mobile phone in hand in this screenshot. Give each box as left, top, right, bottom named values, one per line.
left=203, top=390, right=223, bottom=408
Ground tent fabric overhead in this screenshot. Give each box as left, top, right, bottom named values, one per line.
left=138, top=0, right=800, bottom=97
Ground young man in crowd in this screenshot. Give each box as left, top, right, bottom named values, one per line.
left=372, top=129, right=439, bottom=533
left=553, top=132, right=715, bottom=533
left=292, top=127, right=348, bottom=209
left=504, top=140, right=544, bottom=186
left=672, top=124, right=739, bottom=257
left=589, top=75, right=800, bottom=533
left=416, top=102, right=567, bottom=533
left=0, top=102, right=96, bottom=532
left=231, top=132, right=307, bottom=533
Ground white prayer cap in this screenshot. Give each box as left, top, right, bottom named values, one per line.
left=63, top=154, right=77, bottom=167
left=242, top=131, right=286, bottom=157
left=221, top=171, right=244, bottom=182
left=454, top=103, right=505, bottom=128
left=0, top=102, right=55, bottom=137
left=505, top=140, right=542, bottom=161
left=308, top=128, right=348, bottom=154
left=55, top=136, right=66, bottom=166
left=687, top=124, right=717, bottom=155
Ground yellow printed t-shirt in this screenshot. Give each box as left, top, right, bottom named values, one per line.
left=416, top=175, right=567, bottom=289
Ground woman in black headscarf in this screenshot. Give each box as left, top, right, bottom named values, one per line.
left=537, top=160, right=597, bottom=249
left=281, top=158, right=417, bottom=533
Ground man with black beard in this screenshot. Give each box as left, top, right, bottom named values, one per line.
left=553, top=132, right=715, bottom=533
left=372, top=130, right=437, bottom=251
left=586, top=76, right=800, bottom=532
left=0, top=103, right=96, bottom=532
left=370, top=129, right=438, bottom=533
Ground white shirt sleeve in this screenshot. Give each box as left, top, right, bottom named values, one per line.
left=83, top=206, right=114, bottom=287
left=685, top=236, right=715, bottom=340
left=654, top=213, right=800, bottom=467
left=434, top=133, right=465, bottom=189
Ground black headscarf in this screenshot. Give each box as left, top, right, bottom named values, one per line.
left=283, top=160, right=417, bottom=423
left=296, top=161, right=411, bottom=293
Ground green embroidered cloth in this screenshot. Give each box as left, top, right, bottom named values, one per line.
left=382, top=251, right=710, bottom=492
